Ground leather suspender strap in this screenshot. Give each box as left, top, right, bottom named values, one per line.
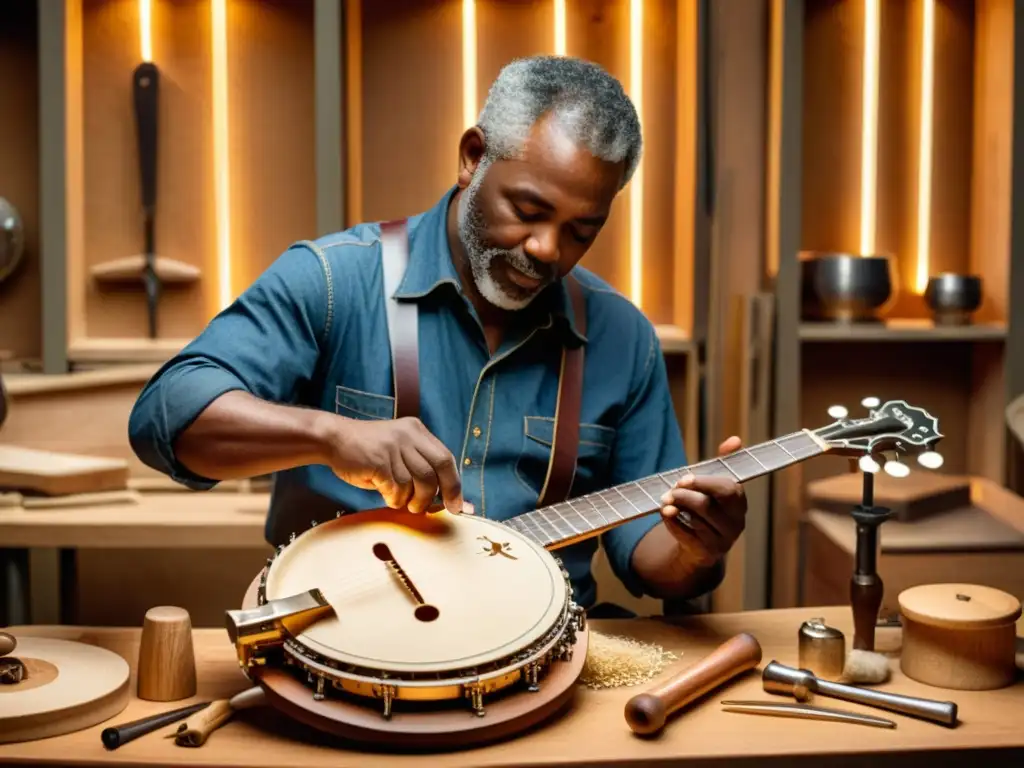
left=536, top=273, right=586, bottom=508
left=380, top=219, right=420, bottom=419
left=381, top=218, right=586, bottom=506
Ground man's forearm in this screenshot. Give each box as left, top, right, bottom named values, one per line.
left=172, top=390, right=333, bottom=481
left=630, top=523, right=725, bottom=600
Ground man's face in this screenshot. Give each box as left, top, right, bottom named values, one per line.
left=455, top=114, right=625, bottom=311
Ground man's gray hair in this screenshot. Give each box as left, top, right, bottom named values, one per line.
left=476, top=56, right=642, bottom=187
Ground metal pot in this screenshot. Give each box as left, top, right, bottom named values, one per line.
left=924, top=273, right=982, bottom=325
left=800, top=252, right=894, bottom=323
left=0, top=197, right=24, bottom=286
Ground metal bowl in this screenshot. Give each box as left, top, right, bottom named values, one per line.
left=0, top=197, right=25, bottom=285
left=800, top=252, right=894, bottom=323
left=924, top=273, right=982, bottom=325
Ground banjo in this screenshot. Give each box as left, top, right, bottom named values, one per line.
left=226, top=398, right=942, bottom=747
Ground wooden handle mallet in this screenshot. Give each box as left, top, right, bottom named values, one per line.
left=624, top=632, right=763, bottom=736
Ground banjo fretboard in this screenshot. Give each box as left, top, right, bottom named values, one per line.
left=502, top=429, right=825, bottom=549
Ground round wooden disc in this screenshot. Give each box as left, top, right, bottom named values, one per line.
left=0, top=636, right=130, bottom=744
left=898, top=583, right=1023, bottom=630
left=240, top=571, right=587, bottom=750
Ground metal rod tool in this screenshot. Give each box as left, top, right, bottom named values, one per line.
left=721, top=700, right=896, bottom=728
left=762, top=661, right=958, bottom=727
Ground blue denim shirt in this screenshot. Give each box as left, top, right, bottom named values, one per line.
left=127, top=186, right=688, bottom=609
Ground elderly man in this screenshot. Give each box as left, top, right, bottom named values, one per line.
left=128, top=55, right=746, bottom=612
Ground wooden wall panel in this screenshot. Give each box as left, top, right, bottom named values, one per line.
left=79, top=0, right=215, bottom=340
left=228, top=0, right=317, bottom=293
left=801, top=0, right=864, bottom=254
left=476, top=0, right=553, bottom=109
left=971, top=0, right=1014, bottom=323
left=0, top=2, right=41, bottom=362
left=565, top=0, right=631, bottom=299
left=357, top=0, right=464, bottom=222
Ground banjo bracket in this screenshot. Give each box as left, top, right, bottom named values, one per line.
left=374, top=684, right=398, bottom=719
left=464, top=682, right=486, bottom=717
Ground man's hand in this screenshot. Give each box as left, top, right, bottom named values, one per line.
left=324, top=415, right=463, bottom=515
left=657, top=436, right=747, bottom=567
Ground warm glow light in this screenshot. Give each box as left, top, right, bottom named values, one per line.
left=915, top=0, right=936, bottom=293
left=138, top=0, right=152, bottom=62
left=463, top=0, right=477, bottom=128
left=860, top=0, right=880, bottom=255
left=628, top=0, right=643, bottom=307
left=212, top=0, right=232, bottom=310
left=553, top=0, right=566, bottom=54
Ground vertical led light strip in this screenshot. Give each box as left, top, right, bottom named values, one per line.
left=554, top=0, right=566, bottom=54
left=212, top=0, right=232, bottom=310
left=859, top=0, right=880, bottom=255
left=463, top=0, right=477, bottom=128
left=629, top=0, right=643, bottom=307
left=139, top=0, right=152, bottom=61
left=915, top=0, right=936, bottom=293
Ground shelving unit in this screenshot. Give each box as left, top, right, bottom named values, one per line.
left=768, top=0, right=1024, bottom=608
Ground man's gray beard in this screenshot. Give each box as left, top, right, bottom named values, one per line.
left=456, top=165, right=547, bottom=311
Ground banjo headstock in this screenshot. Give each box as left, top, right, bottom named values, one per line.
left=814, top=397, right=943, bottom=477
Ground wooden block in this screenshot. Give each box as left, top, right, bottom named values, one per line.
left=20, top=489, right=140, bottom=510
left=806, top=471, right=972, bottom=521
left=0, top=445, right=129, bottom=496
left=136, top=606, right=197, bottom=702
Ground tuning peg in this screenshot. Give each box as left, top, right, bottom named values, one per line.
left=828, top=405, right=849, bottom=420
left=861, top=396, right=880, bottom=409
left=858, top=455, right=881, bottom=474
left=917, top=451, right=944, bottom=470
left=883, top=457, right=911, bottom=478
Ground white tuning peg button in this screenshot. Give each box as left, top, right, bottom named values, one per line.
left=858, top=455, right=881, bottom=474
left=917, top=451, right=944, bottom=470
left=884, top=460, right=911, bottom=478
left=828, top=405, right=849, bottom=419
left=861, top=396, right=881, bottom=408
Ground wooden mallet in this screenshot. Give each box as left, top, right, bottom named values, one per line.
left=624, top=632, right=763, bottom=736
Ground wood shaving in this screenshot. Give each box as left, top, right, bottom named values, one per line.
left=579, top=630, right=678, bottom=689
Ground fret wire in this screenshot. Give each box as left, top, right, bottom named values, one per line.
left=655, top=472, right=675, bottom=488
left=628, top=481, right=659, bottom=507
left=596, top=490, right=626, bottom=519
left=772, top=438, right=797, bottom=458
left=580, top=494, right=616, bottom=526
left=716, top=458, right=742, bottom=480
left=612, top=486, right=643, bottom=514
left=563, top=499, right=595, bottom=530
left=548, top=503, right=582, bottom=535
left=742, top=449, right=768, bottom=471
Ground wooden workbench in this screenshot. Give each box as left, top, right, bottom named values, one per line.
left=1, top=606, right=1022, bottom=767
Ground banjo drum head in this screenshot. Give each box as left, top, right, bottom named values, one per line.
left=263, top=508, right=569, bottom=676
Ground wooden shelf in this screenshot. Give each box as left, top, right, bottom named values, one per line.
left=654, top=324, right=694, bottom=354
left=799, top=319, right=1007, bottom=342
left=767, top=0, right=1024, bottom=610
left=0, top=2, right=41, bottom=363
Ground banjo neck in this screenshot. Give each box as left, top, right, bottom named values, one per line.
left=502, top=429, right=828, bottom=551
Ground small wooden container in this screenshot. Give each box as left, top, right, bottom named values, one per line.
left=136, top=606, right=197, bottom=702
left=898, top=583, right=1021, bottom=691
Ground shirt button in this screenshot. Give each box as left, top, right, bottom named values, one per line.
left=464, top=457, right=472, bottom=466
left=472, top=426, right=482, bottom=438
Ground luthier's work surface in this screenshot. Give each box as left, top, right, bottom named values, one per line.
left=0, top=607, right=1022, bottom=767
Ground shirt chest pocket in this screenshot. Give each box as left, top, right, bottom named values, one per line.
left=514, top=415, right=616, bottom=498
left=335, top=385, right=396, bottom=420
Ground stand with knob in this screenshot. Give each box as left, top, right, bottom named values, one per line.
left=824, top=397, right=945, bottom=652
